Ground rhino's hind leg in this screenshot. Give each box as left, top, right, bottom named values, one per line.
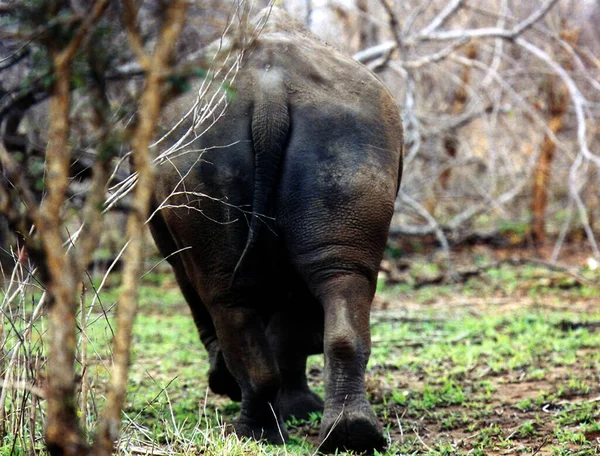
left=314, top=273, right=386, bottom=454
left=279, top=376, right=323, bottom=422
left=207, top=347, right=241, bottom=402
left=148, top=209, right=241, bottom=401
left=177, top=279, right=241, bottom=402
left=277, top=355, right=324, bottom=422
left=266, top=299, right=324, bottom=421
left=179, top=283, right=240, bottom=402
left=212, top=303, right=288, bottom=444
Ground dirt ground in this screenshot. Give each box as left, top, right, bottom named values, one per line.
left=281, top=241, right=600, bottom=455
left=377, top=243, right=599, bottom=455
left=84, top=240, right=600, bottom=455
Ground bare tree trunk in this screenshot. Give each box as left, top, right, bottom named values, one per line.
left=530, top=94, right=564, bottom=243
left=42, top=48, right=88, bottom=456
left=92, top=1, right=187, bottom=454
left=0, top=0, right=187, bottom=454
left=39, top=2, right=112, bottom=452
left=530, top=27, right=579, bottom=243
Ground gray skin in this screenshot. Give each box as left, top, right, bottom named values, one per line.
left=149, top=8, right=403, bottom=454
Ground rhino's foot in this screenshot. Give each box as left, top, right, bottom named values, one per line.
left=208, top=350, right=242, bottom=402
left=280, top=388, right=324, bottom=421
left=318, top=398, right=385, bottom=454
left=234, top=419, right=289, bottom=445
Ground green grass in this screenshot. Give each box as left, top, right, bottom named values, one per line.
left=117, top=293, right=600, bottom=455
left=2, top=260, right=600, bottom=455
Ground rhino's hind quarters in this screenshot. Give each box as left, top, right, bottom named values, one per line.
left=231, top=69, right=290, bottom=285
left=150, top=6, right=403, bottom=455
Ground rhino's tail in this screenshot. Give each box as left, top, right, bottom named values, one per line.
left=232, top=71, right=290, bottom=283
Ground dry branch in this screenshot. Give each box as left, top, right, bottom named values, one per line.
left=530, top=70, right=569, bottom=243
left=355, top=0, right=561, bottom=61
left=93, top=1, right=188, bottom=454
left=358, top=0, right=600, bottom=262
left=42, top=35, right=89, bottom=456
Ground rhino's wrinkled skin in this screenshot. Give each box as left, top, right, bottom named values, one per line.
left=149, top=8, right=403, bottom=453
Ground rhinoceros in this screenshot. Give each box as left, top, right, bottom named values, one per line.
left=149, top=7, right=403, bottom=453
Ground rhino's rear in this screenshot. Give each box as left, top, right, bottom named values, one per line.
left=150, top=7, right=403, bottom=453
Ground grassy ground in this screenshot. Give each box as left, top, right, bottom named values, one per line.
left=2, top=249, right=600, bottom=455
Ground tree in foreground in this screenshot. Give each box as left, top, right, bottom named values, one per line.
left=0, top=1, right=253, bottom=454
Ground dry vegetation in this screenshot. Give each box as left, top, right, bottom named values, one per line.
left=331, top=0, right=600, bottom=264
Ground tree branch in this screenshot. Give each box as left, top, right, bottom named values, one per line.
left=93, top=1, right=188, bottom=453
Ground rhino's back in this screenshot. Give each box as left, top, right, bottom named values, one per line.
left=249, top=27, right=389, bottom=117
left=156, top=8, right=400, bottom=195
left=152, top=9, right=403, bottom=288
